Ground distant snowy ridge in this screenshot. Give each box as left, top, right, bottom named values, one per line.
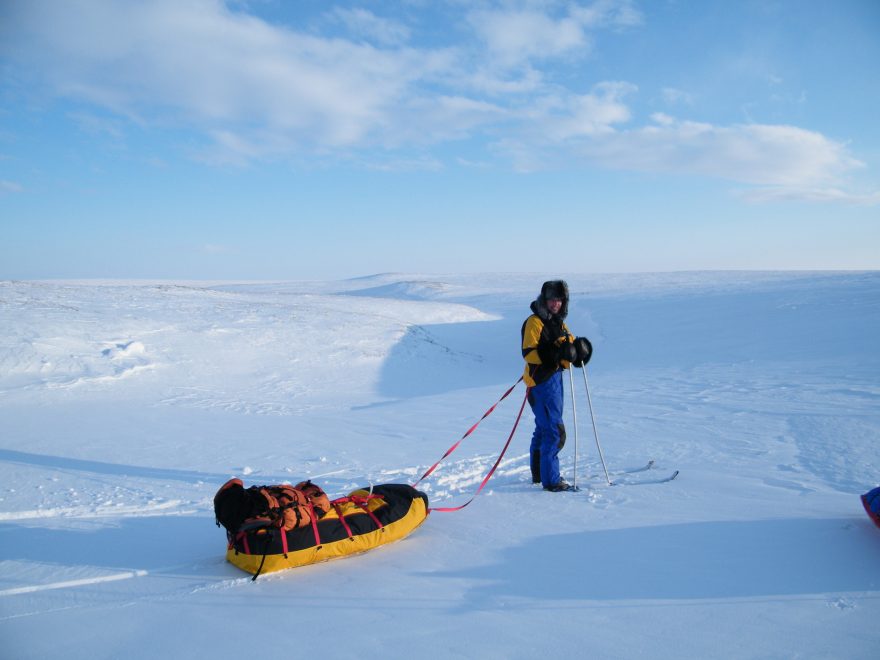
left=343, top=279, right=465, bottom=301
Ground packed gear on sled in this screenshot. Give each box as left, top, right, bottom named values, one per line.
left=214, top=478, right=429, bottom=579
left=862, top=486, right=880, bottom=529
left=215, top=479, right=331, bottom=533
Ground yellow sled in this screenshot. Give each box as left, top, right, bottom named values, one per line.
left=224, top=484, right=429, bottom=577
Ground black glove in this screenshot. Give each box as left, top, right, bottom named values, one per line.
left=556, top=342, right=578, bottom=364
left=572, top=336, right=592, bottom=367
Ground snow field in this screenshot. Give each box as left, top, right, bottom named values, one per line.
left=0, top=272, right=878, bottom=659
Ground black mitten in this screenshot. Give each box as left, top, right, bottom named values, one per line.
left=573, top=336, right=593, bottom=367
left=557, top=342, right=578, bottom=364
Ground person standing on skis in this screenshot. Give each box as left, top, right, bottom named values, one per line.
left=521, top=280, right=592, bottom=492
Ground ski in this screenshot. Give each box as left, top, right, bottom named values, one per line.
left=613, top=469, right=679, bottom=486
left=617, top=460, right=654, bottom=475
left=574, top=460, right=677, bottom=486
left=581, top=460, right=654, bottom=481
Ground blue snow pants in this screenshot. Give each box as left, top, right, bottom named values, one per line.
left=528, top=371, right=567, bottom=488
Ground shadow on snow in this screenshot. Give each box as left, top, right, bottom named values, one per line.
left=0, top=515, right=218, bottom=573
left=375, top=316, right=523, bottom=400
left=427, top=517, right=880, bottom=604
left=0, top=449, right=292, bottom=487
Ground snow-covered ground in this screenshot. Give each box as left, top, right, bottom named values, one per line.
left=1, top=272, right=878, bottom=659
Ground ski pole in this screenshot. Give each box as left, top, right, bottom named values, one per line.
left=568, top=367, right=579, bottom=490
left=582, top=366, right=612, bottom=485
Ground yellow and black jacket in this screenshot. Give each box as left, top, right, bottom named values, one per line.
left=521, top=282, right=575, bottom=387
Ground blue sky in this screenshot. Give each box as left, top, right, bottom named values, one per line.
left=2, top=0, right=878, bottom=279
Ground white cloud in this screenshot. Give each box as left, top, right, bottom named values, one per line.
left=361, top=155, right=444, bottom=173
left=0, top=1, right=646, bottom=160
left=488, top=81, right=636, bottom=171
left=329, top=8, right=411, bottom=46
left=661, top=87, right=695, bottom=106
left=0, top=0, right=869, bottom=203
left=0, top=180, right=23, bottom=194
left=571, top=0, right=644, bottom=29
left=3, top=0, right=440, bottom=153
left=544, top=82, right=636, bottom=140
left=580, top=116, right=863, bottom=187
left=468, top=8, right=589, bottom=67
left=466, top=1, right=641, bottom=68
left=193, top=129, right=285, bottom=167
left=68, top=112, right=125, bottom=139
left=494, top=103, right=867, bottom=191
left=397, top=95, right=509, bottom=145
left=738, top=187, right=880, bottom=206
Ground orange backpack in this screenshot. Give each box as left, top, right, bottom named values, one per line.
left=214, top=478, right=331, bottom=534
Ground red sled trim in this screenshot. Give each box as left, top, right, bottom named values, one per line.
left=861, top=494, right=880, bottom=529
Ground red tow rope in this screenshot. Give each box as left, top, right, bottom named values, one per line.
left=412, top=377, right=530, bottom=513
left=413, top=377, right=523, bottom=487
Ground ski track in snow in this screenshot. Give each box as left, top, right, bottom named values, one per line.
left=1, top=273, right=879, bottom=659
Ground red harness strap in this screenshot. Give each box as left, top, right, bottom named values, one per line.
left=279, top=527, right=289, bottom=558
left=325, top=494, right=387, bottom=539
left=413, top=377, right=523, bottom=487
left=308, top=502, right=323, bottom=548
left=332, top=501, right=354, bottom=540
left=346, top=494, right=385, bottom=531
left=237, top=532, right=251, bottom=555
left=430, top=386, right=530, bottom=513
